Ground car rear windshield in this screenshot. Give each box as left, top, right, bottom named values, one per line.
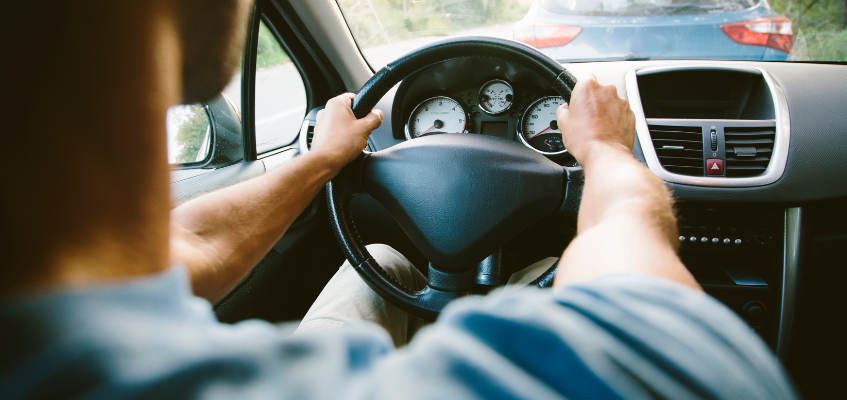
left=540, top=0, right=759, bottom=16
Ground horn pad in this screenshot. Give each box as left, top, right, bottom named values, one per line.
left=362, top=133, right=565, bottom=271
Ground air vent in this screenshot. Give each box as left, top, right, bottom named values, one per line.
left=725, top=125, right=775, bottom=177
left=649, top=125, right=704, bottom=176
left=299, top=119, right=316, bottom=154
left=306, top=125, right=315, bottom=150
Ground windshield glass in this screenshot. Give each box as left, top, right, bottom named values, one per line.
left=336, top=0, right=846, bottom=66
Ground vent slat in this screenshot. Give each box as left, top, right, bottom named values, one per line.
left=665, top=166, right=704, bottom=175
left=658, top=157, right=703, bottom=167
left=653, top=138, right=703, bottom=144
left=724, top=126, right=775, bottom=177
left=725, top=138, right=774, bottom=145
left=726, top=156, right=770, bottom=162
left=656, top=149, right=703, bottom=158
left=727, top=165, right=768, bottom=169
left=727, top=148, right=772, bottom=154
left=649, top=125, right=704, bottom=177
left=723, top=131, right=774, bottom=136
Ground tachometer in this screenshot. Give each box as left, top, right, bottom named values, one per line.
left=519, top=96, right=567, bottom=155
left=406, top=96, right=468, bottom=140
left=478, top=79, right=513, bottom=114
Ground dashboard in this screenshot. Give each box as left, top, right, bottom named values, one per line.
left=299, top=58, right=847, bottom=359
left=359, top=59, right=847, bottom=203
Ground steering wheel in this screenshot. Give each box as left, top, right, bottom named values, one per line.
left=327, top=37, right=581, bottom=320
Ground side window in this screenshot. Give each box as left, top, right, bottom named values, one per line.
left=254, top=21, right=308, bottom=155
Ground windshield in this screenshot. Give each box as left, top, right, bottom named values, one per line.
left=336, top=0, right=846, bottom=66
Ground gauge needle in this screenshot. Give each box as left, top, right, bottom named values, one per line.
left=486, top=100, right=492, bottom=108
left=528, top=126, right=550, bottom=139
left=422, top=125, right=437, bottom=134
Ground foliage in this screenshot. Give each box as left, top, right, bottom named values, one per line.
left=338, top=0, right=532, bottom=49
left=172, top=105, right=211, bottom=164
left=257, top=22, right=291, bottom=68
left=770, top=0, right=847, bottom=60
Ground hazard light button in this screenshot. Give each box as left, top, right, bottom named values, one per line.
left=706, top=159, right=724, bottom=175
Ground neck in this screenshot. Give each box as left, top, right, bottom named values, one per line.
left=1, top=2, right=183, bottom=294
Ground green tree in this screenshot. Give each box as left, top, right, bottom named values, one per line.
left=337, top=0, right=531, bottom=49
left=771, top=0, right=847, bottom=60
left=257, top=22, right=290, bottom=68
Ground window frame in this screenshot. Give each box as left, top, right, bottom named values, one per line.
left=242, top=0, right=346, bottom=161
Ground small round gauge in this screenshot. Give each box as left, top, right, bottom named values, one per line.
left=406, top=96, right=468, bottom=140
left=519, top=96, right=567, bottom=155
left=478, top=79, right=514, bottom=114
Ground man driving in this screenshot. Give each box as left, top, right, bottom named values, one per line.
left=0, top=0, right=796, bottom=398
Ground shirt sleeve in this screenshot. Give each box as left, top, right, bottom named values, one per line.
left=371, top=274, right=797, bottom=400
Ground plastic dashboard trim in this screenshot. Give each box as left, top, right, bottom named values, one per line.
left=625, top=64, right=791, bottom=187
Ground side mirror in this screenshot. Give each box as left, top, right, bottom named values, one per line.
left=167, top=93, right=244, bottom=169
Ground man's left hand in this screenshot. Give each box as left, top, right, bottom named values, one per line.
left=310, top=93, right=383, bottom=171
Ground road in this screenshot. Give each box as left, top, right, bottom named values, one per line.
left=220, top=24, right=515, bottom=155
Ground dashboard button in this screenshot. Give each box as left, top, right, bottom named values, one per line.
left=723, top=238, right=731, bottom=244
left=701, top=237, right=708, bottom=243
left=712, top=238, right=719, bottom=243
left=679, top=235, right=686, bottom=242
left=706, top=159, right=724, bottom=175
left=735, top=239, right=743, bottom=245
left=689, top=236, right=697, bottom=242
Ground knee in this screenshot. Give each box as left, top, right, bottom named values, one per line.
left=364, top=244, right=414, bottom=272
left=363, top=244, right=425, bottom=290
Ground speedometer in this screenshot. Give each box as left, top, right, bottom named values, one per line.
left=406, top=96, right=467, bottom=140
left=519, top=96, right=567, bottom=155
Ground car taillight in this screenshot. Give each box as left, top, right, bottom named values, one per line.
left=720, top=16, right=793, bottom=53
left=513, top=24, right=582, bottom=48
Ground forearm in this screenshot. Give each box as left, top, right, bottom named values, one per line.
left=170, top=151, right=341, bottom=302
left=577, top=144, right=678, bottom=246
left=554, top=145, right=699, bottom=290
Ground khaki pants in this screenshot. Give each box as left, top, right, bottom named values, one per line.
left=295, top=244, right=558, bottom=348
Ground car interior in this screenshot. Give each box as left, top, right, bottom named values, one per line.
left=166, top=0, right=847, bottom=397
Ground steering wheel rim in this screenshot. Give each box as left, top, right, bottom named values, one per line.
left=327, top=37, right=578, bottom=320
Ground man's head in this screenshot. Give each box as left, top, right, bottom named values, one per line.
left=180, top=0, right=252, bottom=104
left=0, top=0, right=253, bottom=293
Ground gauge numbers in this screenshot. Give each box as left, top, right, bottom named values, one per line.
left=520, top=96, right=567, bottom=155
left=406, top=97, right=467, bottom=139
left=478, top=79, right=514, bottom=114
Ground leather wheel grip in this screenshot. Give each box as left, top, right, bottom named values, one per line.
left=326, top=37, right=578, bottom=319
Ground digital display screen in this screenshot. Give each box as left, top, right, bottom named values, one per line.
left=481, top=121, right=508, bottom=138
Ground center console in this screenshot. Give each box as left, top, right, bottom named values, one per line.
left=676, top=204, right=788, bottom=349
left=624, top=64, right=798, bottom=354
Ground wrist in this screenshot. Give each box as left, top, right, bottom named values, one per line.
left=301, top=150, right=347, bottom=181
left=577, top=142, right=633, bottom=170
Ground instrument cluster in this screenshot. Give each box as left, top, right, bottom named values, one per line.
left=404, top=78, right=570, bottom=158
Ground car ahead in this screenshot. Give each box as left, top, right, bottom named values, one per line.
left=513, top=0, right=793, bottom=61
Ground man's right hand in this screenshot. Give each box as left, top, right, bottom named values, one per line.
left=556, top=74, right=635, bottom=169
left=310, top=93, right=383, bottom=172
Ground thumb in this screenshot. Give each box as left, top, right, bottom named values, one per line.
left=358, top=109, right=384, bottom=131
left=556, top=102, right=569, bottom=126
